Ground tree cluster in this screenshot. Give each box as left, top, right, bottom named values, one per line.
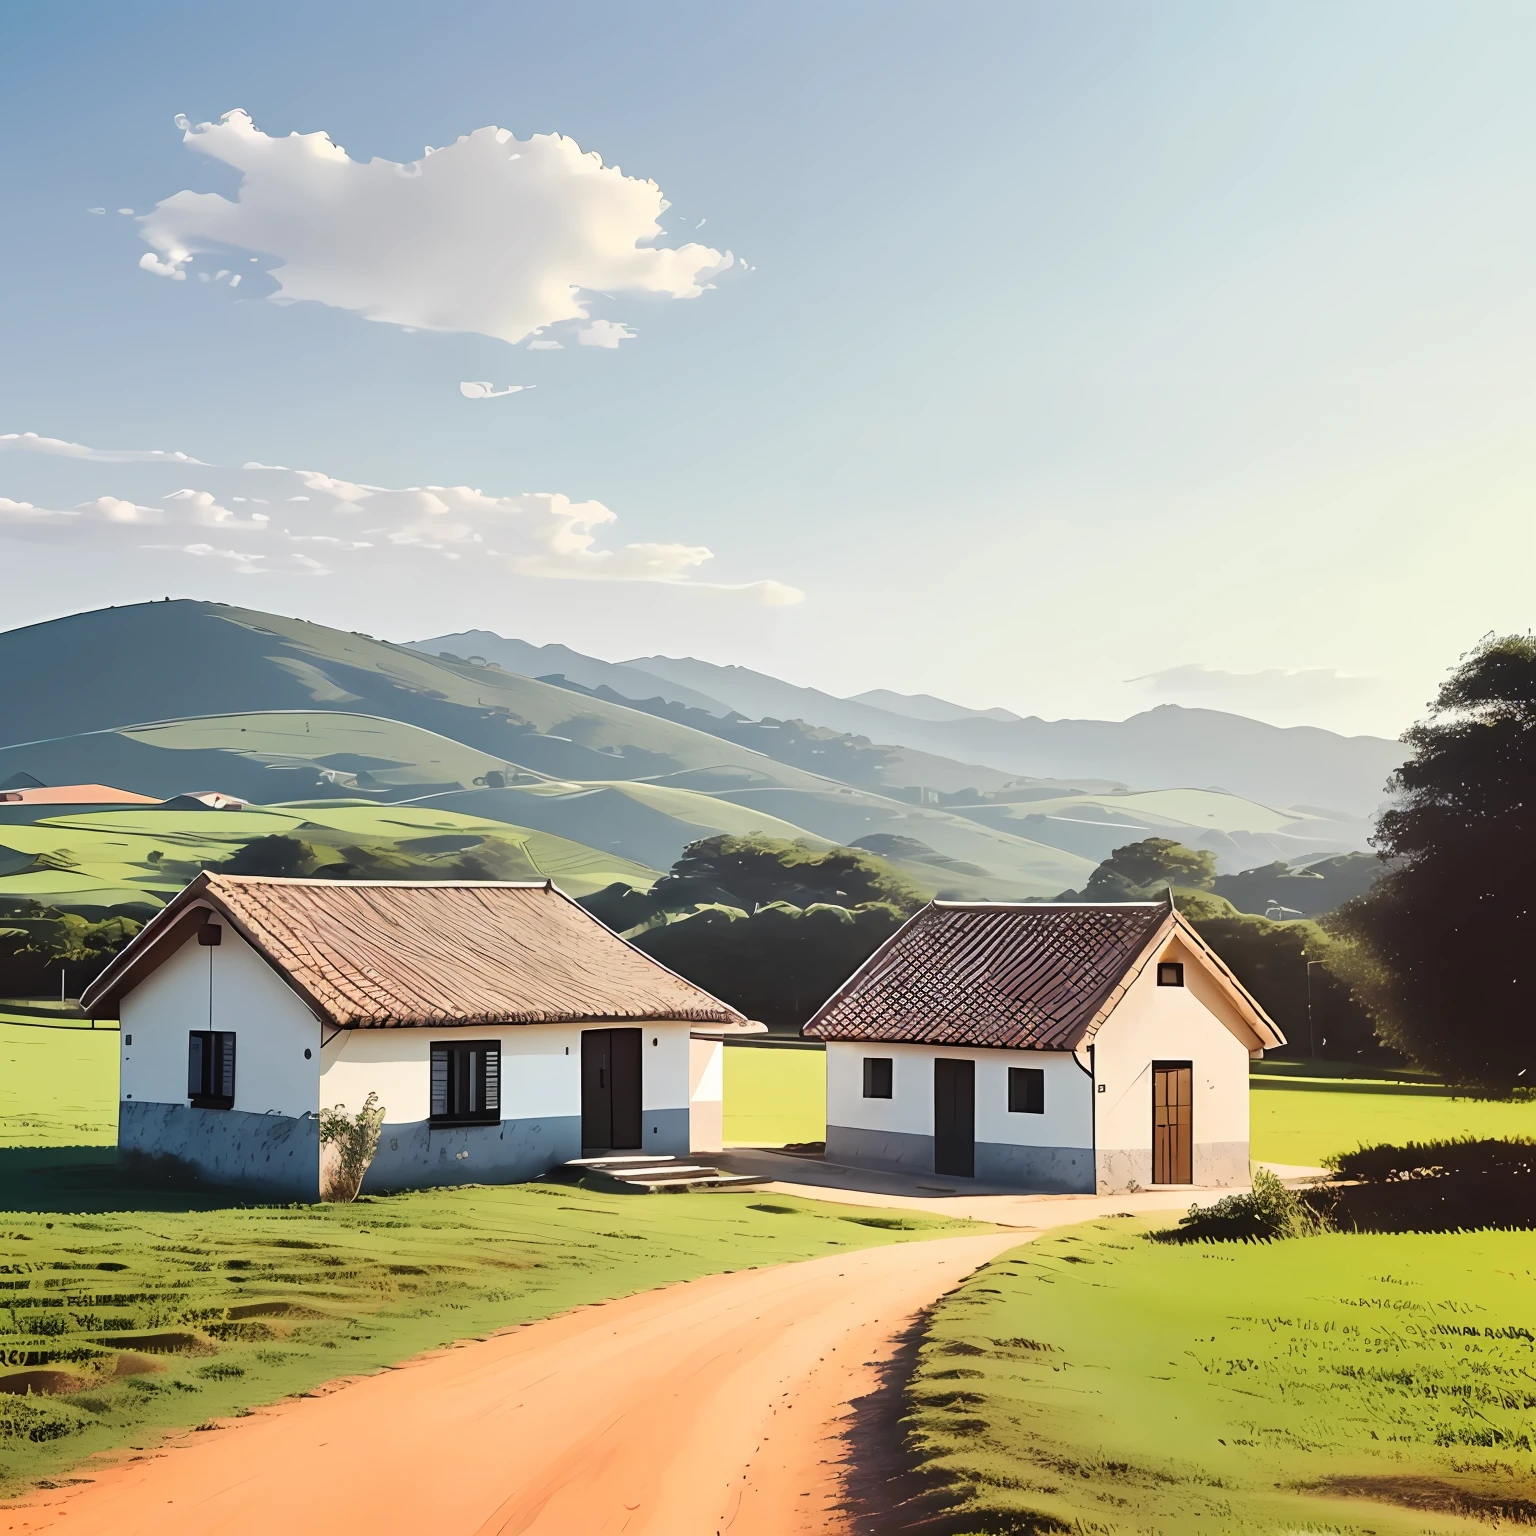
left=1330, top=634, right=1536, bottom=1091
left=583, top=834, right=925, bottom=1032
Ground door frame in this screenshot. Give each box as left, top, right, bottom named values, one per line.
left=1151, top=1060, right=1193, bottom=1185
left=932, top=1056, right=976, bottom=1179
left=581, top=1028, right=644, bottom=1152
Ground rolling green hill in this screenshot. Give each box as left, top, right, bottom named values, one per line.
left=0, top=800, right=660, bottom=916
left=0, top=602, right=832, bottom=792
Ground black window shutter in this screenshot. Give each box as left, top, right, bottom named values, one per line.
left=188, top=1032, right=206, bottom=1099
left=430, top=1046, right=450, bottom=1118
left=482, top=1044, right=500, bottom=1116
left=217, top=1033, right=236, bottom=1101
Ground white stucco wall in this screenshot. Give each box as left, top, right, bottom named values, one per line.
left=1091, top=933, right=1260, bottom=1188
left=319, top=1019, right=696, bottom=1125
left=119, top=915, right=321, bottom=1118
left=688, top=1037, right=724, bottom=1153
left=826, top=1041, right=1092, bottom=1149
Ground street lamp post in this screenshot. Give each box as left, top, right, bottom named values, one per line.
left=1304, top=959, right=1323, bottom=1061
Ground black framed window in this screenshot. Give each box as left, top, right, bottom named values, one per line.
left=1008, top=1066, right=1045, bottom=1114
left=188, top=1031, right=236, bottom=1109
left=430, top=1040, right=501, bottom=1124
left=862, top=1057, right=893, bottom=1099
left=1157, top=961, right=1185, bottom=987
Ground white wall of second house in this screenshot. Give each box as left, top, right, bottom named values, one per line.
left=826, top=1041, right=1092, bottom=1149
left=119, top=916, right=321, bottom=1118
left=1092, top=934, right=1260, bottom=1159
left=319, top=1019, right=696, bottom=1125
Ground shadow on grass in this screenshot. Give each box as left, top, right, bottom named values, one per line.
left=836, top=1311, right=1068, bottom=1536
left=0, top=1145, right=271, bottom=1214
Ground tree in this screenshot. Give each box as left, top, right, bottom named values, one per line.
left=648, top=835, right=925, bottom=917
left=1078, top=837, right=1217, bottom=901
left=1330, top=634, right=1536, bottom=1090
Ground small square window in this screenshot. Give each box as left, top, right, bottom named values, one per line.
left=1157, top=961, right=1185, bottom=987
left=188, top=1030, right=236, bottom=1109
left=430, top=1041, right=501, bottom=1124
left=862, top=1057, right=893, bottom=1099
left=1008, top=1066, right=1045, bottom=1114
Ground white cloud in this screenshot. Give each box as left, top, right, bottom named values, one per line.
left=458, top=381, right=533, bottom=399
left=577, top=320, right=636, bottom=349
left=1128, top=664, right=1377, bottom=714
left=0, top=432, right=208, bottom=465
left=139, top=110, right=733, bottom=346
left=527, top=339, right=563, bottom=350
left=0, top=439, right=802, bottom=603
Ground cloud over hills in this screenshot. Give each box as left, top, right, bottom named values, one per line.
left=137, top=111, right=732, bottom=347
left=0, top=436, right=802, bottom=603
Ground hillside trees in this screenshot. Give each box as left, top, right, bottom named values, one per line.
left=586, top=834, right=924, bottom=1031
left=1062, top=837, right=1386, bottom=1061
left=0, top=905, right=142, bottom=997
left=1330, top=635, right=1536, bottom=1090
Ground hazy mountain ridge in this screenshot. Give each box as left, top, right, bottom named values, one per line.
left=414, top=631, right=1403, bottom=816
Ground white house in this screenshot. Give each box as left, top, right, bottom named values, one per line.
left=82, top=873, right=757, bottom=1200
left=803, top=896, right=1283, bottom=1194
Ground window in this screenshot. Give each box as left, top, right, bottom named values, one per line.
left=1008, top=1066, right=1045, bottom=1114
left=430, top=1040, right=501, bottom=1124
left=1157, top=961, right=1185, bottom=987
left=187, top=1031, right=236, bottom=1109
left=862, top=1057, right=893, bottom=1099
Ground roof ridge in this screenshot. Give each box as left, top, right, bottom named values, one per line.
left=206, top=874, right=556, bottom=889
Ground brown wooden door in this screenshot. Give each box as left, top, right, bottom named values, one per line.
left=1152, top=1062, right=1193, bottom=1185
left=581, top=1028, right=643, bottom=1151
left=933, top=1058, right=975, bottom=1178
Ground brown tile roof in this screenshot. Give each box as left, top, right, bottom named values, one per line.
left=806, top=898, right=1262, bottom=1051
left=84, top=873, right=746, bottom=1029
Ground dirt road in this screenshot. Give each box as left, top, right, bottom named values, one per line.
left=7, top=1231, right=1020, bottom=1536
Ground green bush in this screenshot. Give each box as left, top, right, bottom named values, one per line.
left=1160, top=1167, right=1330, bottom=1243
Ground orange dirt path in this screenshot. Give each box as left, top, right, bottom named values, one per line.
left=6, top=1231, right=1020, bottom=1536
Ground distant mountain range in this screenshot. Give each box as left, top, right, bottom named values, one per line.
left=418, top=630, right=1404, bottom=817
left=0, top=602, right=1398, bottom=911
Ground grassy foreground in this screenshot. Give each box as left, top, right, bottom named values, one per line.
left=0, top=1180, right=979, bottom=1495
left=911, top=1221, right=1536, bottom=1534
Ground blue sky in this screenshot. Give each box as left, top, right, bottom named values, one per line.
left=3, top=1, right=1534, bottom=737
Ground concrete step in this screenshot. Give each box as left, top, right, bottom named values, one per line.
left=550, top=1156, right=769, bottom=1195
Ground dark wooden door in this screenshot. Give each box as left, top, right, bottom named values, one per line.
left=581, top=1028, right=643, bottom=1151
left=1152, top=1062, right=1193, bottom=1184
left=933, top=1058, right=975, bottom=1178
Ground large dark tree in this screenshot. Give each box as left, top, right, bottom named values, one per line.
left=1330, top=635, right=1536, bottom=1090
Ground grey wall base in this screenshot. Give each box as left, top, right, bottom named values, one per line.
left=1095, top=1141, right=1250, bottom=1194
left=364, top=1114, right=582, bottom=1193
left=121, top=1102, right=696, bottom=1199
left=120, top=1100, right=320, bottom=1200
left=826, top=1124, right=1094, bottom=1193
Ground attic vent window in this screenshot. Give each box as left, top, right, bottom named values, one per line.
left=1157, top=962, right=1185, bottom=987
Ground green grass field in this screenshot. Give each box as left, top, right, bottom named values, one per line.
left=910, top=1221, right=1536, bottom=1533
left=1250, top=1070, right=1536, bottom=1165
left=0, top=1014, right=117, bottom=1147
left=724, top=1045, right=826, bottom=1145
